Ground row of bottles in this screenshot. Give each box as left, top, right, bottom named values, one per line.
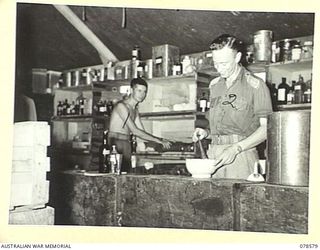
left=271, top=39, right=313, bottom=63
left=269, top=74, right=312, bottom=109
left=99, top=131, right=137, bottom=174
left=56, top=93, right=92, bottom=116
left=130, top=45, right=202, bottom=79
left=93, top=99, right=114, bottom=116
left=198, top=92, right=210, bottom=112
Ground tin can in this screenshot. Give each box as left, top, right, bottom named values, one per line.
left=86, top=68, right=92, bottom=85
left=253, top=30, right=273, bottom=62
left=66, top=72, right=72, bottom=87
left=279, top=39, right=292, bottom=61
left=271, top=41, right=280, bottom=63
left=145, top=59, right=153, bottom=79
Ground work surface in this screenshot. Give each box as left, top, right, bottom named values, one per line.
left=50, top=170, right=308, bottom=234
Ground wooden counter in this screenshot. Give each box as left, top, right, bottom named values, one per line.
left=49, top=170, right=308, bottom=234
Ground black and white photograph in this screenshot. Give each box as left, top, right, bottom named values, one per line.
left=1, top=0, right=320, bottom=246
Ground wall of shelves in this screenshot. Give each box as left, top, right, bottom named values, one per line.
left=50, top=34, right=313, bottom=170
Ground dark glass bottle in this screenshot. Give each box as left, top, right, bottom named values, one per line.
left=199, top=92, right=208, bottom=112
left=294, top=75, right=305, bottom=104
left=99, top=130, right=111, bottom=173
left=131, top=45, right=141, bottom=79
left=130, top=133, right=137, bottom=173
left=132, top=45, right=141, bottom=61
left=267, top=83, right=278, bottom=111
left=57, top=101, right=63, bottom=116
left=107, top=101, right=113, bottom=116
left=277, top=77, right=291, bottom=105
left=62, top=99, right=69, bottom=115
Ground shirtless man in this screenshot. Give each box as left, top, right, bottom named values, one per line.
left=108, top=77, right=172, bottom=173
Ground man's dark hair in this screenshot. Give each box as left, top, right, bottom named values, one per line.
left=209, top=34, right=244, bottom=53
left=130, top=77, right=148, bottom=89
left=209, top=34, right=248, bottom=66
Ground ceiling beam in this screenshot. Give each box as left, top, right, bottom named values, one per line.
left=54, top=5, right=119, bottom=65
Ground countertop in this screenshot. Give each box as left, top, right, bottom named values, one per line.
left=49, top=170, right=309, bottom=233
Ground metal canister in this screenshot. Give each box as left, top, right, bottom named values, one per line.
left=74, top=70, right=80, bottom=86
left=253, top=30, right=273, bottom=62
left=271, top=41, right=280, bottom=63
left=66, top=72, right=72, bottom=87
left=266, top=111, right=310, bottom=186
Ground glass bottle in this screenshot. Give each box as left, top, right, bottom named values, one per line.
left=294, top=75, right=305, bottom=104
left=277, top=77, right=291, bottom=105
left=199, top=92, right=208, bottom=112
left=132, top=45, right=141, bottom=61
left=131, top=45, right=141, bottom=79
left=304, top=73, right=312, bottom=103
left=99, top=130, right=111, bottom=173
left=110, top=145, right=118, bottom=174
left=62, top=99, right=69, bottom=115
left=269, top=83, right=278, bottom=110
left=70, top=101, right=76, bottom=115
left=57, top=101, right=63, bottom=116
left=130, top=133, right=137, bottom=173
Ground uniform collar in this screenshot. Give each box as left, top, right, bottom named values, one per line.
left=225, top=64, right=242, bottom=88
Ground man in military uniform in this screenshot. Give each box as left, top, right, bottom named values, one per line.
left=193, top=34, right=272, bottom=179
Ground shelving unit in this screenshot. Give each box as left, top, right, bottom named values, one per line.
left=51, top=35, right=313, bottom=171
left=51, top=80, right=129, bottom=171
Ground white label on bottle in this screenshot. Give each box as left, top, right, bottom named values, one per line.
left=287, top=93, right=294, bottom=103
left=131, top=155, right=137, bottom=168
left=205, top=52, right=212, bottom=58
left=278, top=88, right=286, bottom=101
left=155, top=57, right=162, bottom=64
left=206, top=101, right=211, bottom=108
left=200, top=100, right=207, bottom=108
left=132, top=50, right=138, bottom=57
left=102, top=149, right=110, bottom=155
left=110, top=155, right=117, bottom=165
left=294, top=85, right=301, bottom=90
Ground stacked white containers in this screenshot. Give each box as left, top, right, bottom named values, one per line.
left=9, top=121, right=54, bottom=225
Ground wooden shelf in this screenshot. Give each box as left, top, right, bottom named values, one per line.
left=51, top=115, right=93, bottom=121
left=277, top=103, right=311, bottom=111
left=52, top=114, right=111, bottom=121
left=51, top=147, right=91, bottom=155
left=140, top=110, right=196, bottom=119
left=247, top=58, right=313, bottom=73
left=268, top=58, right=313, bottom=72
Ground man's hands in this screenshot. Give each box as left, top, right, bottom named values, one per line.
left=192, top=128, right=208, bottom=142
left=213, top=144, right=241, bottom=169
left=160, top=138, right=172, bottom=149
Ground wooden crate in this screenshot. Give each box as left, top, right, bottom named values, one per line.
left=9, top=206, right=54, bottom=225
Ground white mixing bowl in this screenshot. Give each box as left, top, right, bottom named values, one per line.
left=185, top=158, right=216, bottom=178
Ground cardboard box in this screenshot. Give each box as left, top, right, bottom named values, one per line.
left=152, top=44, right=180, bottom=77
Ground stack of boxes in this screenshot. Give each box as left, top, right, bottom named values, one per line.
left=9, top=121, right=54, bottom=225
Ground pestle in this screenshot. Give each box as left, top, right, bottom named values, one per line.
left=197, top=134, right=208, bottom=159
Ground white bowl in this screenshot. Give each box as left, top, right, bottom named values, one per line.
left=185, top=159, right=216, bottom=178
